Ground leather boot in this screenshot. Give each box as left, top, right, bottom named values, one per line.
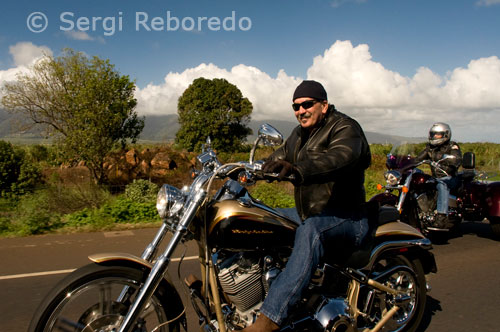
left=431, top=213, right=449, bottom=230
left=241, top=313, right=279, bottom=332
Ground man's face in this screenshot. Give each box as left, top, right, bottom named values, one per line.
left=431, top=132, right=444, bottom=140
left=293, top=97, right=328, bottom=130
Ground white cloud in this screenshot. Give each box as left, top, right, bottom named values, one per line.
left=136, top=40, right=500, bottom=142
left=135, top=63, right=301, bottom=122
left=0, top=43, right=53, bottom=100
left=64, top=31, right=105, bottom=44
left=65, top=30, right=94, bottom=41
left=2, top=40, right=500, bottom=142
left=476, top=0, right=500, bottom=6
left=8, top=42, right=52, bottom=67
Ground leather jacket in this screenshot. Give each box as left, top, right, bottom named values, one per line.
left=268, top=106, right=371, bottom=221
left=415, top=141, right=462, bottom=177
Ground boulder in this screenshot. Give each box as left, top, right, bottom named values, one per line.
left=151, top=152, right=177, bottom=170
left=125, top=149, right=139, bottom=167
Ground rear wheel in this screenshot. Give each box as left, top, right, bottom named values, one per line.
left=362, top=255, right=427, bottom=332
left=28, top=263, right=183, bottom=332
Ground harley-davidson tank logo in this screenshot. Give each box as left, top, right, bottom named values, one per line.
left=232, top=229, right=273, bottom=234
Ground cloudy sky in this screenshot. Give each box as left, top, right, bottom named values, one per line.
left=1, top=0, right=500, bottom=142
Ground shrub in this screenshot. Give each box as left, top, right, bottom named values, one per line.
left=11, top=161, right=42, bottom=196
left=45, top=181, right=112, bottom=215
left=124, top=179, right=159, bottom=203
left=27, top=144, right=49, bottom=163
left=0, top=140, right=42, bottom=197
left=15, top=191, right=62, bottom=235
left=0, top=140, right=23, bottom=196
left=65, top=196, right=160, bottom=229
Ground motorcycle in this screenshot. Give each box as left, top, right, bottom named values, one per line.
left=29, top=125, right=437, bottom=332
left=371, top=142, right=500, bottom=238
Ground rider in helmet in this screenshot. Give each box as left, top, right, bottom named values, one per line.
left=415, top=122, right=462, bottom=230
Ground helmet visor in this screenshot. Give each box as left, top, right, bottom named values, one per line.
left=429, top=131, right=444, bottom=139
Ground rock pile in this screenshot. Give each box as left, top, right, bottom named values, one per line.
left=103, top=146, right=194, bottom=185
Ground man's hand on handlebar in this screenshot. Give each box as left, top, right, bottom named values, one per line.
left=262, top=160, right=297, bottom=182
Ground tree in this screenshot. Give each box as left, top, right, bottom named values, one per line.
left=1, top=49, right=144, bottom=184
left=0, top=140, right=41, bottom=197
left=176, top=77, right=252, bottom=152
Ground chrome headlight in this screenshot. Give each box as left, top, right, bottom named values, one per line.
left=156, top=184, right=185, bottom=219
left=384, top=170, right=402, bottom=186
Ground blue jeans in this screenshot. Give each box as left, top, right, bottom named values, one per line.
left=436, top=176, right=459, bottom=215
left=260, top=208, right=369, bottom=326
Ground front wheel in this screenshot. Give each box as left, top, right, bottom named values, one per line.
left=362, top=255, right=427, bottom=332
left=29, top=263, right=184, bottom=332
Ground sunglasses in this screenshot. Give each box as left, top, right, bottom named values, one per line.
left=292, top=99, right=319, bottom=112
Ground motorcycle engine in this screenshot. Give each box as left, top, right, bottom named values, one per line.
left=217, top=252, right=281, bottom=325
left=218, top=256, right=263, bottom=312
left=416, top=192, right=436, bottom=212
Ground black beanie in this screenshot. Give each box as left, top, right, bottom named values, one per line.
left=293, top=80, right=327, bottom=101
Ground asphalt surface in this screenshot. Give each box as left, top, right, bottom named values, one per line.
left=1, top=221, right=499, bottom=332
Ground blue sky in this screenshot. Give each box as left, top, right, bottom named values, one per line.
left=1, top=0, right=500, bottom=142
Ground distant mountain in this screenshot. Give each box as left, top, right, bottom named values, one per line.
left=0, top=108, right=46, bottom=139
left=0, top=110, right=425, bottom=145
left=140, top=114, right=179, bottom=142
left=138, top=116, right=426, bottom=145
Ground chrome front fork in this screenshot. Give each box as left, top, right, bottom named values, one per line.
left=117, top=190, right=206, bottom=332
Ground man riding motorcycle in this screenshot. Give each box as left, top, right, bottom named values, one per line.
left=242, top=80, right=372, bottom=332
left=415, top=122, right=462, bottom=230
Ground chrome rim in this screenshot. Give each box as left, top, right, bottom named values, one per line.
left=370, top=257, right=420, bottom=332
left=43, top=276, right=168, bottom=332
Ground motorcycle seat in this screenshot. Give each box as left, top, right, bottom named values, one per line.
left=457, top=170, right=475, bottom=182
left=324, top=204, right=399, bottom=269
left=343, top=205, right=400, bottom=268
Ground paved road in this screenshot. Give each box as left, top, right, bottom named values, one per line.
left=1, top=222, right=499, bottom=332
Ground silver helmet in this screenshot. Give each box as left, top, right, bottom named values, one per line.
left=428, top=122, right=451, bottom=146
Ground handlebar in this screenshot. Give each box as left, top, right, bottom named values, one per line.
left=257, top=172, right=296, bottom=182
left=401, top=159, right=449, bottom=177
left=211, top=161, right=296, bottom=183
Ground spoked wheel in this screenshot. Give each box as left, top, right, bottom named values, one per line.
left=29, top=263, right=184, bottom=332
left=362, top=255, right=427, bottom=332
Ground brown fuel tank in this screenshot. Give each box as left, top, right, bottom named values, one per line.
left=207, top=198, right=298, bottom=251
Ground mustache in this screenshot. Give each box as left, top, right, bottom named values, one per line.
left=298, top=112, right=312, bottom=120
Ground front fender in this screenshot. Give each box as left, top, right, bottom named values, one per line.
left=369, top=192, right=398, bottom=206
left=89, top=252, right=153, bottom=269
left=88, top=252, right=186, bottom=329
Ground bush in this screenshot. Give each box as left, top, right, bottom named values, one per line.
left=0, top=140, right=42, bottom=197
left=65, top=196, right=160, bottom=229
left=14, top=191, right=62, bottom=235
left=11, top=161, right=42, bottom=196
left=124, top=179, right=159, bottom=203
left=27, top=144, right=49, bottom=163
left=0, top=140, right=23, bottom=196
left=45, top=181, right=112, bottom=215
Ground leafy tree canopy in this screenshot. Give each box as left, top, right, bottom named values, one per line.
left=1, top=49, right=144, bottom=183
left=175, top=77, right=252, bottom=152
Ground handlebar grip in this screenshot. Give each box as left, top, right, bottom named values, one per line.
left=263, top=172, right=296, bottom=182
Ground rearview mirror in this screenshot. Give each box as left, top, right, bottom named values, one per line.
left=249, top=123, right=284, bottom=164
left=258, top=123, right=283, bottom=146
